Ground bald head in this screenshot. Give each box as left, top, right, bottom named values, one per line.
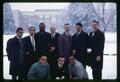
left=50, top=26, right=56, bottom=33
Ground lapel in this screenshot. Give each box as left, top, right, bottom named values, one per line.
left=63, top=32, right=67, bottom=41
left=28, top=36, right=34, bottom=48
left=91, top=30, right=99, bottom=38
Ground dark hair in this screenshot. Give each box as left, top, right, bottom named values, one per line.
left=39, top=23, right=45, bottom=28
left=39, top=54, right=47, bottom=58
left=64, top=23, right=69, bottom=26
left=76, top=22, right=82, bottom=28
left=92, top=20, right=99, bottom=24
left=16, top=27, right=23, bottom=33
left=29, top=26, right=35, bottom=31
left=68, top=54, right=75, bottom=58
left=58, top=55, right=65, bottom=59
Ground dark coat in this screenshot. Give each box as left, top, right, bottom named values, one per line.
left=23, top=36, right=37, bottom=77
left=34, top=31, right=51, bottom=56
left=59, top=33, right=72, bottom=59
left=48, top=33, right=60, bottom=63
left=89, top=29, right=105, bottom=69
left=24, top=36, right=37, bottom=62
left=72, top=31, right=89, bottom=65
left=6, top=36, right=25, bottom=75
left=51, top=62, right=69, bottom=79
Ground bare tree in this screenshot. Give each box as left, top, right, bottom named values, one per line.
left=88, top=3, right=116, bottom=32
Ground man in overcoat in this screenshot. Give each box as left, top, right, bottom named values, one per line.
left=6, top=27, right=25, bottom=80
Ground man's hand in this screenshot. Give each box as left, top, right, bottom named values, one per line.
left=56, top=77, right=60, bottom=80
left=87, top=48, right=92, bottom=53
left=26, top=52, right=29, bottom=55
left=61, top=76, right=65, bottom=80
left=72, top=50, right=76, bottom=55
left=69, top=75, right=72, bottom=79
left=96, top=56, right=101, bottom=61
left=49, top=47, right=56, bottom=52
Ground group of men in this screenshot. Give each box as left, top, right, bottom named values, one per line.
left=6, top=20, right=105, bottom=80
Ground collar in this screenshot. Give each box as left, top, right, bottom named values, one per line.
left=16, top=36, right=21, bottom=39
left=58, top=63, right=63, bottom=68
left=29, top=35, right=34, bottom=38
left=51, top=32, right=56, bottom=35
left=77, top=31, right=82, bottom=34
left=65, top=32, right=69, bottom=36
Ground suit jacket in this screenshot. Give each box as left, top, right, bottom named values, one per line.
left=34, top=31, right=51, bottom=56
left=6, top=36, right=25, bottom=75
left=51, top=62, right=68, bottom=79
left=59, top=32, right=72, bottom=59
left=89, top=29, right=105, bottom=56
left=24, top=36, right=36, bottom=55
left=89, top=29, right=105, bottom=69
left=24, top=36, right=37, bottom=75
left=48, top=32, right=60, bottom=63
left=72, top=31, right=89, bottom=55
left=72, top=31, right=89, bottom=65
left=49, top=32, right=60, bottom=52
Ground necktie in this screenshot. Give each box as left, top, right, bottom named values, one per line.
left=31, top=37, right=35, bottom=51
left=51, top=33, right=54, bottom=39
left=19, top=39, right=23, bottom=49
left=77, top=32, right=79, bottom=36
left=19, top=39, right=24, bottom=65
left=92, top=32, right=94, bottom=37
left=60, top=65, right=62, bottom=68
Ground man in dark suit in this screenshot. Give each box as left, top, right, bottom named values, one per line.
left=48, top=26, right=60, bottom=65
left=51, top=56, right=68, bottom=80
left=72, top=22, right=89, bottom=68
left=6, top=27, right=25, bottom=80
left=59, top=23, right=72, bottom=62
left=89, top=20, right=105, bottom=80
left=34, top=23, right=51, bottom=59
left=24, top=26, right=36, bottom=79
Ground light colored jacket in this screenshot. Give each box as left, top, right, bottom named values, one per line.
left=27, top=62, right=51, bottom=80
left=68, top=59, right=88, bottom=79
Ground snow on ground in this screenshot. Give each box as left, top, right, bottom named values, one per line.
left=3, top=32, right=117, bottom=79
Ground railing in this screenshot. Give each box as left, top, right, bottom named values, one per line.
left=3, top=54, right=117, bottom=57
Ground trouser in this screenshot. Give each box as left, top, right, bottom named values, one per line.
left=24, top=54, right=37, bottom=79
left=91, top=55, right=103, bottom=80
left=13, top=64, right=25, bottom=80
left=92, top=68, right=102, bottom=80
left=12, top=73, right=24, bottom=80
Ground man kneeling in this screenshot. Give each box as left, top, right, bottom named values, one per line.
left=68, top=55, right=88, bottom=80
left=27, top=55, right=50, bottom=80
left=51, top=56, right=68, bottom=80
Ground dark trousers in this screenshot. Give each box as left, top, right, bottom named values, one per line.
left=91, top=55, right=103, bottom=80
left=92, top=68, right=102, bottom=80
left=24, top=52, right=37, bottom=79
left=12, top=73, right=24, bottom=80
left=12, top=64, right=25, bottom=80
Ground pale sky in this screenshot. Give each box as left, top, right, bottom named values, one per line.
left=9, top=3, right=70, bottom=11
